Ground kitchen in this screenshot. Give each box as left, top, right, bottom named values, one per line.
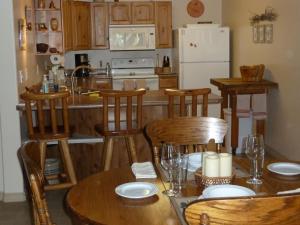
left=0, top=0, right=299, bottom=211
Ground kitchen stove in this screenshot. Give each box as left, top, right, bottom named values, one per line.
left=111, top=57, right=159, bottom=90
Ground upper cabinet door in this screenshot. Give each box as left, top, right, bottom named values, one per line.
left=155, top=1, right=172, bottom=48
left=132, top=2, right=155, bottom=24
left=72, top=1, right=91, bottom=50
left=62, top=0, right=73, bottom=51
left=91, top=3, right=108, bottom=49
left=109, top=2, right=132, bottom=25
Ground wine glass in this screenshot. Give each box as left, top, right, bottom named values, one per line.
left=245, top=134, right=265, bottom=184
left=160, top=144, right=179, bottom=196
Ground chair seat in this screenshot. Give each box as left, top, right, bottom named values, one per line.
left=95, top=122, right=142, bottom=137
left=29, top=125, right=74, bottom=141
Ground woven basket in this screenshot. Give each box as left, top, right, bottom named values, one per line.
left=194, top=168, right=234, bottom=187
left=240, top=64, right=265, bottom=81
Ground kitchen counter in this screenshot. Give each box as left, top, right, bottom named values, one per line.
left=17, top=89, right=222, bottom=180
left=17, top=90, right=221, bottom=110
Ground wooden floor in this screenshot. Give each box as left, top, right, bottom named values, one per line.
left=0, top=190, right=71, bottom=225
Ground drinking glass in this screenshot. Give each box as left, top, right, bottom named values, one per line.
left=245, top=134, right=265, bottom=184
left=160, top=144, right=179, bottom=196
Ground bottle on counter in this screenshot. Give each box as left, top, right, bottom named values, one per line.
left=42, top=74, right=49, bottom=93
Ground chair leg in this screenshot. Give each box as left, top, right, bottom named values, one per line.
left=125, top=136, right=138, bottom=164
left=39, top=141, right=47, bottom=175
left=104, top=137, right=114, bottom=171
left=59, top=139, right=77, bottom=185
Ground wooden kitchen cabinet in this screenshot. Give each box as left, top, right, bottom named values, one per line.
left=91, top=3, right=108, bottom=49
left=132, top=2, right=155, bottom=24
left=109, top=2, right=132, bottom=25
left=62, top=0, right=72, bottom=51
left=71, top=1, right=91, bottom=50
left=159, top=75, right=178, bottom=90
left=155, top=1, right=172, bottom=48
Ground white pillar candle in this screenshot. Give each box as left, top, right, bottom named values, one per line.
left=202, top=151, right=217, bottom=175
left=219, top=153, right=232, bottom=177
left=204, top=155, right=220, bottom=177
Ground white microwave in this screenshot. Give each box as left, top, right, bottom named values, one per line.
left=109, top=25, right=156, bottom=51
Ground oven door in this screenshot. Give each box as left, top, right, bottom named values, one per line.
left=112, top=76, right=159, bottom=90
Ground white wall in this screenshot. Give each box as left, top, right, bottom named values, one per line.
left=0, top=0, right=25, bottom=202
left=223, top=0, right=300, bottom=159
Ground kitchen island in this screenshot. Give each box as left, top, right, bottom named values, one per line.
left=17, top=90, right=222, bottom=179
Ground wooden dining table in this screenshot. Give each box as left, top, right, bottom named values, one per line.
left=66, top=153, right=300, bottom=225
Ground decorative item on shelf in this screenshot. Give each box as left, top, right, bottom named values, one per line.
left=240, top=64, right=265, bottom=81
left=250, top=6, right=278, bottom=25
left=49, top=47, right=58, bottom=53
left=49, top=1, right=56, bottom=9
left=187, top=0, right=205, bottom=18
left=38, top=0, right=46, bottom=9
left=50, top=18, right=59, bottom=31
left=37, top=23, right=48, bottom=31
left=36, top=43, right=49, bottom=53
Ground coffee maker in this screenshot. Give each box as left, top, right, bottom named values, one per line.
left=75, top=53, right=90, bottom=77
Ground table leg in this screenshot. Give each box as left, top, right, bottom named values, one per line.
left=256, top=119, right=265, bottom=137
left=220, top=90, right=228, bottom=119
left=231, top=94, right=238, bottom=155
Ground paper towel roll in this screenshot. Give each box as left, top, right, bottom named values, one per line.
left=50, top=54, right=62, bottom=65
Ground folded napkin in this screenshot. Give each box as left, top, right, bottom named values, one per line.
left=277, top=188, right=300, bottom=195
left=131, top=162, right=157, bottom=179
left=252, top=94, right=267, bottom=120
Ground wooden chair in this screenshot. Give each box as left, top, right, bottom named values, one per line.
left=146, top=117, right=228, bottom=165
left=184, top=194, right=300, bottom=225
left=95, top=89, right=146, bottom=171
left=19, top=141, right=55, bottom=225
left=20, top=91, right=77, bottom=190
left=164, top=88, right=211, bottom=118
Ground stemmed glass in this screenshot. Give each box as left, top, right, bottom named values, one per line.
left=245, top=134, right=265, bottom=184
left=160, top=144, right=179, bottom=196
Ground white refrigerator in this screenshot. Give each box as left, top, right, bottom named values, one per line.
left=173, top=24, right=230, bottom=117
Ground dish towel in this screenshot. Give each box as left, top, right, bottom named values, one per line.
left=252, top=94, right=267, bottom=120
left=136, top=79, right=147, bottom=90
left=237, top=95, right=251, bottom=118
left=277, top=188, right=300, bottom=195
left=131, top=162, right=157, bottom=179
left=123, top=79, right=135, bottom=90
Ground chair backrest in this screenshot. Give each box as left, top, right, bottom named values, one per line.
left=99, top=88, right=146, bottom=136
left=164, top=88, right=211, bottom=118
left=19, top=141, right=54, bottom=225
left=184, top=194, right=300, bottom=225
left=20, top=91, right=70, bottom=140
left=146, top=117, right=227, bottom=164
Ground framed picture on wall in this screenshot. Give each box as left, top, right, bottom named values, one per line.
left=265, top=24, right=273, bottom=43
left=258, top=25, right=265, bottom=43
left=253, top=25, right=259, bottom=43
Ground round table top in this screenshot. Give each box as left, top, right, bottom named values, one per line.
left=66, top=167, right=181, bottom=225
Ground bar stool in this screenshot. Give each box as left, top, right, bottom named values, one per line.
left=20, top=91, right=77, bottom=191
left=164, top=88, right=211, bottom=118
left=95, top=89, right=146, bottom=171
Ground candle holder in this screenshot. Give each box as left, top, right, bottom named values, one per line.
left=195, top=168, right=234, bottom=187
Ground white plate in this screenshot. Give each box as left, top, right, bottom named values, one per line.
left=115, top=182, right=158, bottom=199
left=267, top=162, right=300, bottom=176
left=202, top=184, right=256, bottom=199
